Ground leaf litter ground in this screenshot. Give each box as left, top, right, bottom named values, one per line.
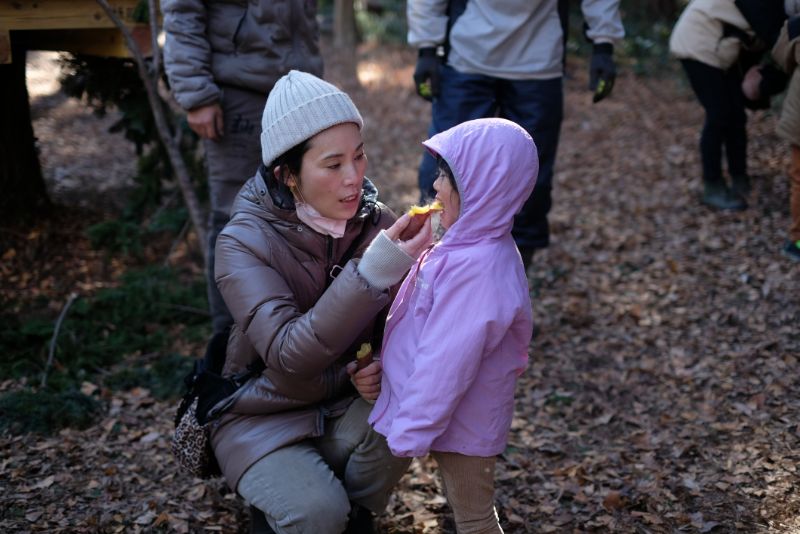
left=1, top=43, right=798, bottom=533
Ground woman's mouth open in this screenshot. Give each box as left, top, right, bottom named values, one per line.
left=341, top=193, right=359, bottom=205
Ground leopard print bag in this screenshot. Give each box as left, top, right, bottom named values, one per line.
left=171, top=360, right=261, bottom=479
left=172, top=398, right=220, bottom=478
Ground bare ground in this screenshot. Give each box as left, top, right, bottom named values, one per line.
left=1, top=42, right=798, bottom=533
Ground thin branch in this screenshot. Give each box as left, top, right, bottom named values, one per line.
left=41, top=292, right=78, bottom=388
left=95, top=0, right=208, bottom=266
left=163, top=218, right=190, bottom=267
left=145, top=187, right=180, bottom=228
left=148, top=0, right=160, bottom=78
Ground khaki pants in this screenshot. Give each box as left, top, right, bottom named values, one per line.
left=432, top=452, right=503, bottom=534
left=790, top=145, right=800, bottom=243
left=238, top=399, right=411, bottom=534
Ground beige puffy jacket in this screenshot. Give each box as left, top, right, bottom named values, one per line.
left=209, top=169, right=396, bottom=491
left=669, top=0, right=754, bottom=70
left=773, top=18, right=800, bottom=146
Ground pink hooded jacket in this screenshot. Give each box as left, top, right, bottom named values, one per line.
left=368, top=118, right=538, bottom=457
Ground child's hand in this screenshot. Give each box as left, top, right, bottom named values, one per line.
left=386, top=213, right=433, bottom=259
left=742, top=65, right=763, bottom=101
left=346, top=360, right=382, bottom=402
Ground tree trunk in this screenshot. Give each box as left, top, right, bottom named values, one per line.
left=333, top=0, right=358, bottom=80
left=0, top=43, right=51, bottom=225
left=334, top=0, right=357, bottom=49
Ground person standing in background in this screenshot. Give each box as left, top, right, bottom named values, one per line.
left=161, top=0, right=324, bottom=366
left=763, top=4, right=800, bottom=260
left=407, top=0, right=624, bottom=270
left=669, top=0, right=787, bottom=211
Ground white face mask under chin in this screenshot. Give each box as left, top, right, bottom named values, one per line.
left=295, top=201, right=347, bottom=238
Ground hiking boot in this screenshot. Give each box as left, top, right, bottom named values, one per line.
left=783, top=240, right=800, bottom=262
left=701, top=181, right=747, bottom=211
left=249, top=506, right=276, bottom=534
left=345, top=503, right=376, bottom=534
left=731, top=173, right=752, bottom=196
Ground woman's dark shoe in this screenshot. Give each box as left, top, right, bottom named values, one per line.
left=731, top=173, right=751, bottom=196
left=345, top=503, right=376, bottom=534
left=783, top=240, right=800, bottom=262
left=701, top=181, right=747, bottom=211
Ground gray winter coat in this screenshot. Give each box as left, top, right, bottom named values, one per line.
left=209, top=169, right=396, bottom=491
left=161, top=0, right=323, bottom=110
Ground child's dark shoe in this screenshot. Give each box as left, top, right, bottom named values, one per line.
left=701, top=181, right=747, bottom=211
left=731, top=173, right=751, bottom=196
left=783, top=240, right=800, bottom=262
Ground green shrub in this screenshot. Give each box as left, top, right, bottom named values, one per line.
left=0, top=266, right=209, bottom=392
left=105, top=353, right=196, bottom=401
left=0, top=390, right=102, bottom=435
left=87, top=219, right=144, bottom=257
left=357, top=0, right=407, bottom=44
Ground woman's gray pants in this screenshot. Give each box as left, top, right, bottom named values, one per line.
left=238, top=399, right=411, bottom=533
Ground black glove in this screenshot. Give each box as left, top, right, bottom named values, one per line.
left=413, top=47, right=442, bottom=101
left=589, top=42, right=616, bottom=103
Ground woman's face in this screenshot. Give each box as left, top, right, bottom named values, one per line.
left=289, top=122, right=367, bottom=220
left=433, top=169, right=460, bottom=229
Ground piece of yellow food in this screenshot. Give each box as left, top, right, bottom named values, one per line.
left=356, top=343, right=372, bottom=360
left=407, top=200, right=444, bottom=217
left=355, top=342, right=372, bottom=371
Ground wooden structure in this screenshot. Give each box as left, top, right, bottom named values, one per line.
left=0, top=0, right=153, bottom=64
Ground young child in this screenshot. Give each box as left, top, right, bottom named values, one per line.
left=367, top=118, right=538, bottom=533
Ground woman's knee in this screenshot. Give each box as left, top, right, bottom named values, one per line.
left=256, top=486, right=350, bottom=534
left=287, top=489, right=350, bottom=533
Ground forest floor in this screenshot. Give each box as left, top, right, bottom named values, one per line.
left=1, top=39, right=799, bottom=533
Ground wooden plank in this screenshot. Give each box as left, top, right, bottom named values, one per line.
left=0, top=0, right=144, bottom=31
left=0, top=1, right=154, bottom=64
left=0, top=29, right=9, bottom=63
left=10, top=27, right=153, bottom=59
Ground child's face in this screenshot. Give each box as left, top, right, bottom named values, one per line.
left=433, top=170, right=460, bottom=229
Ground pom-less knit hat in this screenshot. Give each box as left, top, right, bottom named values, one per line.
left=260, top=70, right=364, bottom=166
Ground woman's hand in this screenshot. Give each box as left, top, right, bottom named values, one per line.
left=386, top=213, right=434, bottom=260
left=346, top=360, right=382, bottom=402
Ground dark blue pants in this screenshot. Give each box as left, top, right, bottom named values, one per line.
left=680, top=59, right=747, bottom=183
left=419, top=65, right=563, bottom=250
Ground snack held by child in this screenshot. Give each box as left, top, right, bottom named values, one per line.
left=368, top=118, right=538, bottom=533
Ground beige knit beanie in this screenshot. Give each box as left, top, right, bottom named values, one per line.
left=260, top=70, right=364, bottom=166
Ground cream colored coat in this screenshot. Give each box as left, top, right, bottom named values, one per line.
left=669, top=0, right=754, bottom=70
left=773, top=19, right=800, bottom=146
